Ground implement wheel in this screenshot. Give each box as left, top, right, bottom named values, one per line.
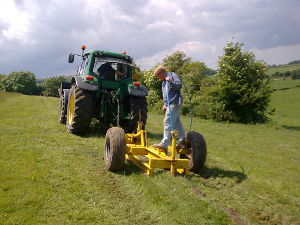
left=66, top=84, right=93, bottom=135
left=104, top=127, right=126, bottom=171
left=59, top=89, right=70, bottom=124
left=182, top=132, right=207, bottom=173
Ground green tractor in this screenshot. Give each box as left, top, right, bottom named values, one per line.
left=58, top=46, right=148, bottom=135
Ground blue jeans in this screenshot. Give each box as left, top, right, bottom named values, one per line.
left=161, top=104, right=185, bottom=147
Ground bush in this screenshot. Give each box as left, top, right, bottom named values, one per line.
left=181, top=85, right=225, bottom=120
left=216, top=41, right=273, bottom=123
left=2, top=71, right=38, bottom=95
left=41, top=76, right=66, bottom=97
left=146, top=89, right=162, bottom=110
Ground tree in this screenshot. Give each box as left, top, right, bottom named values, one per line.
left=142, top=69, right=163, bottom=109
left=142, top=51, right=211, bottom=111
left=3, top=71, right=38, bottom=95
left=41, top=76, right=66, bottom=97
left=132, top=62, right=144, bottom=83
left=162, top=50, right=192, bottom=73
left=178, top=62, right=207, bottom=93
left=217, top=41, right=273, bottom=123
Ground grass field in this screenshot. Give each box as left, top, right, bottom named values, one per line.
left=0, top=79, right=300, bottom=225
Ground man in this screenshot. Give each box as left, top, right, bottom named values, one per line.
left=97, top=62, right=123, bottom=80
left=152, top=66, right=185, bottom=152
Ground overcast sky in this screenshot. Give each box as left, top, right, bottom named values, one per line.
left=0, top=0, right=299, bottom=77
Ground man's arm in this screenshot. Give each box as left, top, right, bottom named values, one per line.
left=166, top=73, right=182, bottom=90
left=116, top=70, right=124, bottom=76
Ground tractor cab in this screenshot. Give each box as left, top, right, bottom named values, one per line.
left=68, top=48, right=134, bottom=86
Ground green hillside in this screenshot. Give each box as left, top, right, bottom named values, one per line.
left=270, top=79, right=300, bottom=127
left=208, top=63, right=300, bottom=80
left=266, top=63, right=300, bottom=76
left=0, top=79, right=299, bottom=225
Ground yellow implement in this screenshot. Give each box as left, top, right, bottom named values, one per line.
left=103, top=122, right=207, bottom=176
left=125, top=123, right=190, bottom=176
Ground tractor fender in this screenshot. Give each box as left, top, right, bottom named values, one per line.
left=128, top=85, right=148, bottom=97
left=63, top=89, right=70, bottom=99
left=58, top=82, right=71, bottom=97
left=72, top=76, right=99, bottom=92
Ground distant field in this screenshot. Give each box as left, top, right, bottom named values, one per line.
left=208, top=63, right=300, bottom=79
left=270, top=79, right=300, bottom=127
left=266, top=63, right=300, bottom=76
left=0, top=79, right=300, bottom=225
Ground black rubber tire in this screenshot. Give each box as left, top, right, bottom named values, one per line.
left=186, top=131, right=207, bottom=173
left=104, top=127, right=126, bottom=171
left=66, top=84, right=93, bottom=135
left=127, top=96, right=148, bottom=133
left=59, top=89, right=70, bottom=124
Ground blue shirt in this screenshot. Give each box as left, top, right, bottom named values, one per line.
left=162, top=72, right=182, bottom=106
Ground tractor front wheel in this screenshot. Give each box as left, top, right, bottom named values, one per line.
left=104, top=127, right=126, bottom=171
left=66, top=84, right=93, bottom=135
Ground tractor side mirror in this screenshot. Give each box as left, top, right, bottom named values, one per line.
left=68, top=54, right=74, bottom=63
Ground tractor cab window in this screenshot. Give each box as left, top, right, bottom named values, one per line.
left=93, top=57, right=131, bottom=81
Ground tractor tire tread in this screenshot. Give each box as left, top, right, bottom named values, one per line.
left=59, top=92, right=67, bottom=124
left=66, top=85, right=93, bottom=135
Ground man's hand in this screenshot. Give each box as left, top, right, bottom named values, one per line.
left=165, top=77, right=170, bottom=81
left=163, top=105, right=167, bottom=113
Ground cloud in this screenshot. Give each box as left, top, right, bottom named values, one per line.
left=137, top=41, right=221, bottom=69
left=251, top=44, right=300, bottom=65
left=0, top=0, right=299, bottom=77
left=0, top=0, right=35, bottom=43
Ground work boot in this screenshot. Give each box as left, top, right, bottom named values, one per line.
left=153, top=143, right=168, bottom=154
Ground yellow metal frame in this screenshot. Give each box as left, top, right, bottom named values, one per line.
left=125, top=122, right=189, bottom=176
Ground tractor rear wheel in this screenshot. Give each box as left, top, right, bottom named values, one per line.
left=59, top=89, right=70, bottom=124
left=127, top=96, right=148, bottom=133
left=181, top=131, right=207, bottom=173
left=66, top=84, right=93, bottom=135
left=104, top=127, right=126, bottom=171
